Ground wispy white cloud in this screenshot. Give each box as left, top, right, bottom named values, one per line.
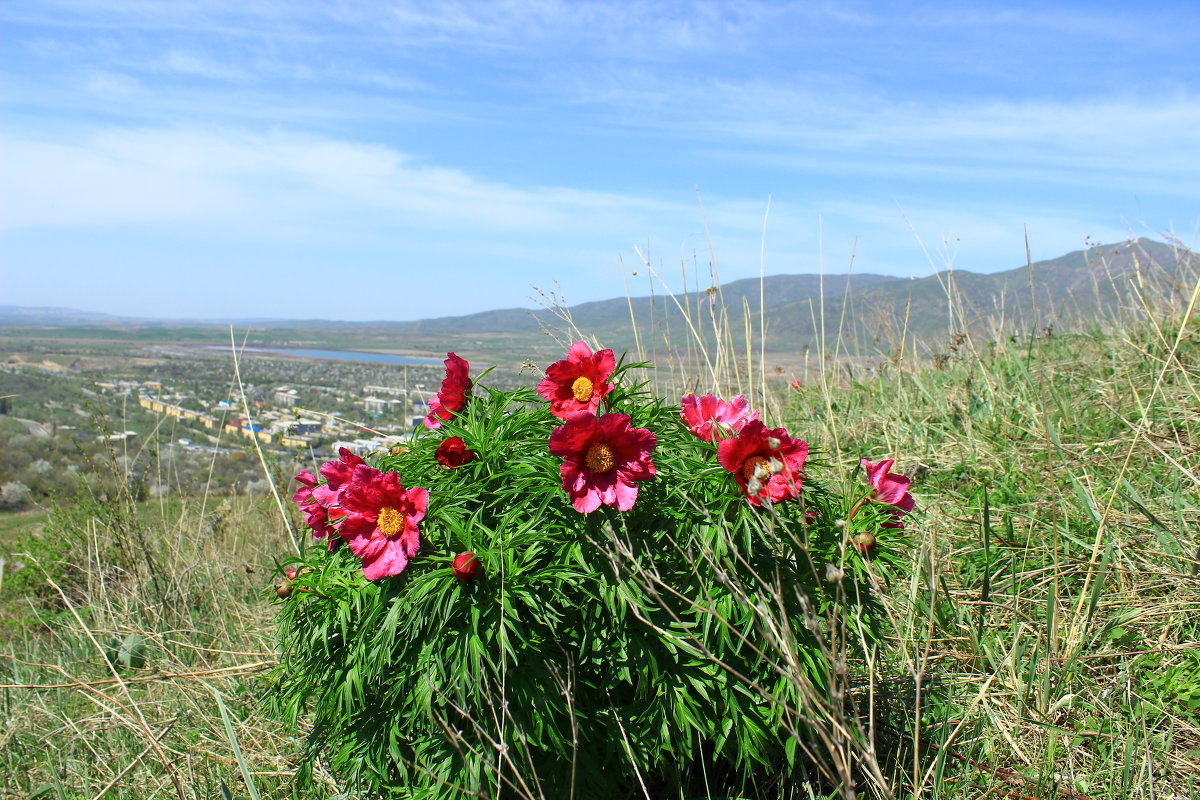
left=81, top=69, right=143, bottom=96
left=3, top=1, right=870, bottom=61
left=0, top=127, right=684, bottom=235
left=160, top=51, right=247, bottom=81
left=576, top=74, right=1200, bottom=190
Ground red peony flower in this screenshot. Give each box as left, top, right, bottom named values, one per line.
left=548, top=411, right=655, bottom=513
left=861, top=458, right=914, bottom=528
left=435, top=436, right=475, bottom=468
left=424, top=353, right=471, bottom=429
left=452, top=552, right=481, bottom=582
left=679, top=392, right=758, bottom=442
left=337, top=464, right=429, bottom=580
left=717, top=420, right=808, bottom=506
left=537, top=341, right=616, bottom=419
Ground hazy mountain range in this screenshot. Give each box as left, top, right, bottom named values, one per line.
left=3, top=238, right=1193, bottom=356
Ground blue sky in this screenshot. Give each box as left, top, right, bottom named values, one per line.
left=2, top=1, right=1197, bottom=321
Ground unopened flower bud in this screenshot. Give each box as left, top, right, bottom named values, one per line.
left=853, top=531, right=877, bottom=555
left=834, top=518, right=846, bottom=529
left=766, top=436, right=782, bottom=450
left=824, top=563, right=844, bottom=583
left=275, top=581, right=292, bottom=598
left=453, top=552, right=481, bottom=583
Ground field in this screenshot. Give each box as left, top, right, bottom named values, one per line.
left=2, top=251, right=1199, bottom=799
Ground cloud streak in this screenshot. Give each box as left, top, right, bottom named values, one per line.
left=0, top=127, right=685, bottom=235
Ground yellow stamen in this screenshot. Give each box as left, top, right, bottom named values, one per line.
left=378, top=506, right=406, bottom=537
left=742, top=456, right=768, bottom=481
left=585, top=442, right=615, bottom=473
left=571, top=376, right=594, bottom=403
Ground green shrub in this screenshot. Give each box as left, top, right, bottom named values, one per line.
left=270, top=348, right=912, bottom=798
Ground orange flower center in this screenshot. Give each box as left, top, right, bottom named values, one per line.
left=571, top=376, right=594, bottom=403
left=585, top=442, right=616, bottom=473
left=742, top=456, right=769, bottom=481
left=377, top=506, right=406, bottom=537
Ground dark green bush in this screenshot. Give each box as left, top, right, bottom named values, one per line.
left=271, top=356, right=909, bottom=798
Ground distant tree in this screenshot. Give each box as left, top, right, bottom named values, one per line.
left=0, top=481, right=31, bottom=510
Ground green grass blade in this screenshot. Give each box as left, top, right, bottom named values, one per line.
left=212, top=688, right=262, bottom=800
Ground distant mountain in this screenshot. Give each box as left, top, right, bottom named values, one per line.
left=0, top=305, right=134, bottom=325
left=772, top=237, right=1193, bottom=352
left=3, top=238, right=1193, bottom=356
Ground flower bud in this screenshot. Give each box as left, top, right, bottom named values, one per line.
left=853, top=531, right=877, bottom=555
left=766, top=436, right=782, bottom=450
left=275, top=581, right=292, bottom=598
left=453, top=552, right=481, bottom=583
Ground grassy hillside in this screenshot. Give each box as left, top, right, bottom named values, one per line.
left=785, top=320, right=1200, bottom=796
left=2, top=244, right=1198, bottom=797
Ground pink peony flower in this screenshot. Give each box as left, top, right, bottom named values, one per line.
left=435, top=436, right=475, bottom=468
left=537, top=341, right=616, bottom=419
left=679, top=392, right=758, bottom=442
left=861, top=458, right=914, bottom=528
left=424, top=353, right=471, bottom=429
left=717, top=420, right=808, bottom=506
left=548, top=411, right=656, bottom=513
left=337, top=464, right=429, bottom=580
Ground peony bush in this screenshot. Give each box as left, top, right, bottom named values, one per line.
left=271, top=343, right=914, bottom=799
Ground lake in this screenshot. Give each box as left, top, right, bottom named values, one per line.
left=208, top=346, right=443, bottom=366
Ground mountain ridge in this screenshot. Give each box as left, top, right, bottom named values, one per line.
left=3, top=238, right=1193, bottom=356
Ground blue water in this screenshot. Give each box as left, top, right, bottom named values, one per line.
left=209, top=346, right=443, bottom=366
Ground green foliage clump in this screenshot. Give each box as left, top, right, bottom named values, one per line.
left=271, top=357, right=909, bottom=799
